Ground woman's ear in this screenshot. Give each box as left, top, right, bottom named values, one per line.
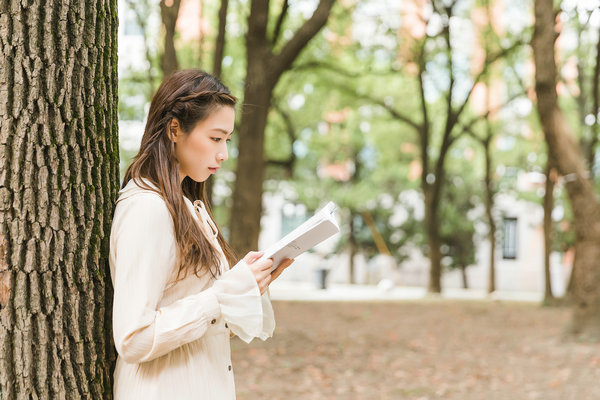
left=169, top=119, right=181, bottom=142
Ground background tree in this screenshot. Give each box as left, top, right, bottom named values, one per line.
left=229, top=0, right=336, bottom=256
left=533, top=0, right=600, bottom=339
left=439, top=172, right=479, bottom=289
left=160, top=0, right=182, bottom=76
left=0, top=0, right=119, bottom=397
left=348, top=0, right=521, bottom=292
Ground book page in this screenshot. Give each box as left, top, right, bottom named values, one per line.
left=260, top=202, right=340, bottom=270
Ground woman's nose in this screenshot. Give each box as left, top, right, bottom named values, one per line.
left=217, top=149, right=228, bottom=161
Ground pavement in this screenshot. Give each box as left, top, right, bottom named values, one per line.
left=268, top=281, right=544, bottom=303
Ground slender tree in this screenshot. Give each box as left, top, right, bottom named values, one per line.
left=229, top=0, right=336, bottom=256
left=0, top=0, right=119, bottom=398
left=542, top=155, right=557, bottom=303
left=213, top=0, right=229, bottom=79
left=160, top=0, right=182, bottom=76
left=533, top=0, right=600, bottom=339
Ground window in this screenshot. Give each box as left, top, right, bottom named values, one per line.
left=502, top=217, right=518, bottom=260
left=281, top=203, right=308, bottom=237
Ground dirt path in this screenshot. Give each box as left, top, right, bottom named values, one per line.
left=231, top=300, right=600, bottom=400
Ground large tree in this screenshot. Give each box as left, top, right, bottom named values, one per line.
left=0, top=0, right=119, bottom=397
left=229, top=0, right=336, bottom=256
left=533, top=0, right=600, bottom=339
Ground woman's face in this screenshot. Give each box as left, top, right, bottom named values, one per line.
left=172, top=105, right=235, bottom=183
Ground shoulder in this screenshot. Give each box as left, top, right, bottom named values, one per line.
left=113, top=179, right=172, bottom=229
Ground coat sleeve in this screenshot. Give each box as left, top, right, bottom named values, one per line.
left=212, top=260, right=276, bottom=343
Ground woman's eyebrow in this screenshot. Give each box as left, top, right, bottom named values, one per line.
left=211, top=128, right=233, bottom=135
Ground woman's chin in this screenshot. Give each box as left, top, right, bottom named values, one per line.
left=189, top=173, right=210, bottom=183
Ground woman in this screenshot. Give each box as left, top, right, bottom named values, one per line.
left=109, top=69, right=293, bottom=399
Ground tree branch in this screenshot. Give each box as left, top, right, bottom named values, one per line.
left=271, top=0, right=336, bottom=79
left=454, top=89, right=527, bottom=143
left=331, top=82, right=422, bottom=132
left=265, top=101, right=296, bottom=176
left=453, top=39, right=525, bottom=124
left=271, top=0, right=289, bottom=46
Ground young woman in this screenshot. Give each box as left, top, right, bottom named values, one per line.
left=109, top=69, right=293, bottom=399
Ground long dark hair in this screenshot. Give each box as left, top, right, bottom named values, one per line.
left=122, top=69, right=237, bottom=279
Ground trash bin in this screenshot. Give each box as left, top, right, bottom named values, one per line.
left=315, top=268, right=329, bottom=290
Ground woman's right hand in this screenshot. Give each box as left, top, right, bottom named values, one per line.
left=243, top=251, right=273, bottom=295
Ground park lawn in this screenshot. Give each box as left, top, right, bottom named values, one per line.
left=232, top=299, right=600, bottom=400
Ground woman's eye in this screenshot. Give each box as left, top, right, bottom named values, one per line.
left=211, top=137, right=221, bottom=143
left=226, top=139, right=231, bottom=144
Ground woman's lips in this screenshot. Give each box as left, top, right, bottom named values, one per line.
left=209, top=167, right=219, bottom=174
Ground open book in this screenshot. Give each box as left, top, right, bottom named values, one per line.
left=260, top=202, right=340, bottom=270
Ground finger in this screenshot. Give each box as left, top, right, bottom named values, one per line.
left=249, top=258, right=272, bottom=272
left=255, top=268, right=271, bottom=282
left=244, top=251, right=264, bottom=264
left=256, top=258, right=273, bottom=271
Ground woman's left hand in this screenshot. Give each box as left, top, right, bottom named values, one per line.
left=270, top=258, right=295, bottom=283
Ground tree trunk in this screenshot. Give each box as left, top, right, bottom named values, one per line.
left=348, top=212, right=357, bottom=284
left=229, top=78, right=273, bottom=255
left=543, top=156, right=555, bottom=303
left=533, top=0, right=600, bottom=339
left=160, top=0, right=181, bottom=77
left=229, top=0, right=335, bottom=256
left=461, top=266, right=469, bottom=289
left=205, top=0, right=230, bottom=208
left=424, top=185, right=442, bottom=293
left=213, top=0, right=229, bottom=79
left=0, top=0, right=119, bottom=398
left=484, top=138, right=497, bottom=294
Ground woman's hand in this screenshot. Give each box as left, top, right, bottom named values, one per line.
left=243, top=252, right=295, bottom=295
left=243, top=252, right=273, bottom=295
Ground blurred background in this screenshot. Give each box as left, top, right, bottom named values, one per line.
left=117, top=0, right=590, bottom=299
left=115, top=1, right=600, bottom=397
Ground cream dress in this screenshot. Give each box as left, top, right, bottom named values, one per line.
left=109, top=179, right=275, bottom=399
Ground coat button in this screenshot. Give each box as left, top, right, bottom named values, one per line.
left=211, top=319, right=216, bottom=324
left=228, top=365, right=232, bottom=371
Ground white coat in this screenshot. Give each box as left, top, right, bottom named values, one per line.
left=109, top=179, right=275, bottom=399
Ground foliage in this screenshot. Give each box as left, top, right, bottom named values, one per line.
left=116, top=0, right=597, bottom=280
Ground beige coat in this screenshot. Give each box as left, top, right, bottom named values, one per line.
left=109, top=179, right=275, bottom=399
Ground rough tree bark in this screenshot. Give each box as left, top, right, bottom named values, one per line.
left=0, top=0, right=119, bottom=398
left=229, top=0, right=335, bottom=256
left=533, top=0, right=600, bottom=339
left=160, top=0, right=182, bottom=77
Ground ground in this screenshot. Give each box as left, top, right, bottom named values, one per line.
left=231, top=299, right=600, bottom=400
